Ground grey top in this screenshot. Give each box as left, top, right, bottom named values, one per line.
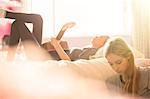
left=69, top=48, right=98, bottom=61
left=106, top=67, right=150, bottom=98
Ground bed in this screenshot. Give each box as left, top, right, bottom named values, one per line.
left=0, top=42, right=150, bottom=98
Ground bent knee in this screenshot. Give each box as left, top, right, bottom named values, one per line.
left=33, top=14, right=43, bottom=23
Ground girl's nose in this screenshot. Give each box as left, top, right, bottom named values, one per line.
left=112, top=65, right=119, bottom=71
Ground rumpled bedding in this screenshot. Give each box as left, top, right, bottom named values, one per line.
left=1, top=56, right=150, bottom=98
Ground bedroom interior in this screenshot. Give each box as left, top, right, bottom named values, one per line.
left=0, top=0, right=150, bottom=98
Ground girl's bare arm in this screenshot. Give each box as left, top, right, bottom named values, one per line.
left=50, top=38, right=71, bottom=61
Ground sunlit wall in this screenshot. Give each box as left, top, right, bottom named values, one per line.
left=29, top=0, right=132, bottom=38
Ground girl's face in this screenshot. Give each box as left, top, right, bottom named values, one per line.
left=106, top=53, right=129, bottom=74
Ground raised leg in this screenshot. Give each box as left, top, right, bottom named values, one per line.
left=5, top=11, right=43, bottom=45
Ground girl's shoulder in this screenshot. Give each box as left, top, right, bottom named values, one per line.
left=105, top=75, right=123, bottom=94
left=106, top=74, right=121, bottom=84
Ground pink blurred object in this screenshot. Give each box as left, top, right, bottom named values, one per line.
left=0, top=19, right=11, bottom=39
left=0, top=0, right=22, bottom=11
left=0, top=0, right=22, bottom=39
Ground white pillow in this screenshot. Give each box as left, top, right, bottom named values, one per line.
left=89, top=47, right=104, bottom=59
left=69, top=58, right=116, bottom=80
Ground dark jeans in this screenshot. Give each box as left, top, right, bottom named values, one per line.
left=5, top=11, right=68, bottom=60
left=5, top=11, right=44, bottom=61
left=5, top=11, right=43, bottom=46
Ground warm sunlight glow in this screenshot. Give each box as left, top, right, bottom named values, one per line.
left=30, top=0, right=54, bottom=38
left=29, top=0, right=132, bottom=38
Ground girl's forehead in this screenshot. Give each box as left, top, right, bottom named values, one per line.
left=107, top=53, right=120, bottom=58
left=106, top=53, right=123, bottom=62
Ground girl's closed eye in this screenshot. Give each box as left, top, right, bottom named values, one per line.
left=116, top=60, right=122, bottom=64
left=108, top=62, right=113, bottom=66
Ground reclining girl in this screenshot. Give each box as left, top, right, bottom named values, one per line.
left=0, top=9, right=109, bottom=61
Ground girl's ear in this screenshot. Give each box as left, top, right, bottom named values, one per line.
left=127, top=52, right=132, bottom=60
left=127, top=56, right=130, bottom=60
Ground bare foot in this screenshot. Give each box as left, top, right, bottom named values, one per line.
left=56, top=22, right=76, bottom=40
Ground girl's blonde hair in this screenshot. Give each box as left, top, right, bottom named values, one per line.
left=104, top=37, right=139, bottom=96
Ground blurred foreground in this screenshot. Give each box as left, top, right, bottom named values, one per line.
left=0, top=42, right=143, bottom=99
